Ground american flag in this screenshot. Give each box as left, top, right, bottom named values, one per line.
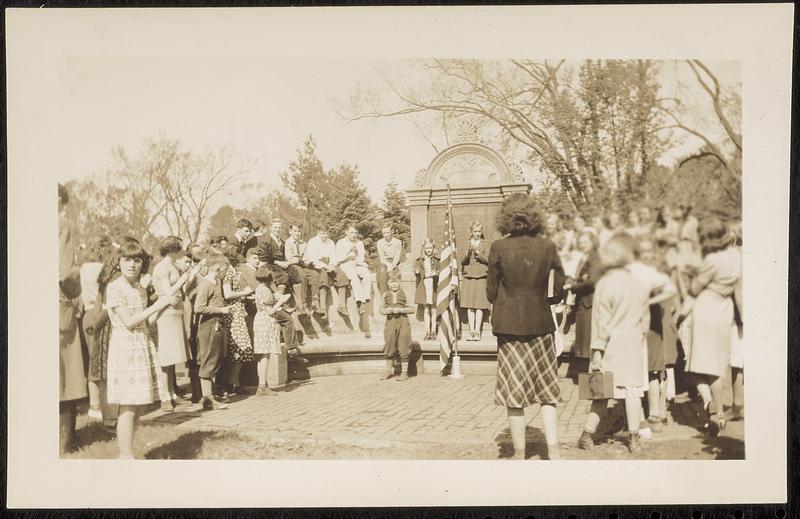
left=436, top=188, right=460, bottom=374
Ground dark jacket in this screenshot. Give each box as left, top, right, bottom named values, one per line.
left=255, top=235, right=286, bottom=265
left=486, top=235, right=565, bottom=336
left=229, top=235, right=258, bottom=258
left=571, top=251, right=604, bottom=310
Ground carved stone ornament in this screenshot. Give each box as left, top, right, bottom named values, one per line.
left=508, top=161, right=526, bottom=183
left=419, top=143, right=515, bottom=189
left=453, top=119, right=480, bottom=144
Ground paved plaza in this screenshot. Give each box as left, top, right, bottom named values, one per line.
left=140, top=367, right=744, bottom=460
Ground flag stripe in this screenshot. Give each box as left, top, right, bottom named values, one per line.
left=436, top=193, right=459, bottom=374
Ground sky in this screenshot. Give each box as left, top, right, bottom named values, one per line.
left=56, top=57, right=740, bottom=205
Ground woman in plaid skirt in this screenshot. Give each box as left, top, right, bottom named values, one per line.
left=487, top=194, right=566, bottom=460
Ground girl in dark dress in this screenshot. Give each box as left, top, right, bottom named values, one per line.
left=565, top=230, right=603, bottom=377
left=461, top=220, right=491, bottom=341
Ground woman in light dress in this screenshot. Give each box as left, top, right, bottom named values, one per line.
left=685, top=217, right=741, bottom=438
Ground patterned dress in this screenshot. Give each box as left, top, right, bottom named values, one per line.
left=105, top=276, right=166, bottom=405
left=223, top=266, right=255, bottom=364
left=253, top=285, right=282, bottom=355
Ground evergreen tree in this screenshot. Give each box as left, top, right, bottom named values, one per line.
left=380, top=179, right=411, bottom=249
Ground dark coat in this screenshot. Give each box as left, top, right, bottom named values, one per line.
left=229, top=235, right=258, bottom=258
left=255, top=235, right=286, bottom=265
left=571, top=251, right=603, bottom=358
left=486, top=235, right=565, bottom=336
left=571, top=251, right=604, bottom=310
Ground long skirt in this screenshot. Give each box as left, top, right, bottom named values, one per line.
left=495, top=334, right=561, bottom=407
left=85, top=317, right=110, bottom=382
left=572, top=305, right=592, bottom=359
left=460, top=277, right=490, bottom=310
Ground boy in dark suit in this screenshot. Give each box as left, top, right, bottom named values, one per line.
left=380, top=270, right=415, bottom=381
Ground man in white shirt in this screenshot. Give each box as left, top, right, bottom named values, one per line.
left=335, top=225, right=372, bottom=315
left=304, top=225, right=338, bottom=318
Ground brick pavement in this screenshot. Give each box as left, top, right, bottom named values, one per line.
left=141, top=372, right=712, bottom=452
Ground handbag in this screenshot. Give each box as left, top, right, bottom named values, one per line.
left=578, top=370, right=614, bottom=400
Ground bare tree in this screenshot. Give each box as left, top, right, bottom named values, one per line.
left=66, top=137, right=248, bottom=246
left=156, top=144, right=248, bottom=242
left=344, top=59, right=667, bottom=210
left=660, top=60, right=742, bottom=207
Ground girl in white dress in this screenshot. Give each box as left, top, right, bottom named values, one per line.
left=106, top=241, right=177, bottom=459
left=253, top=268, right=291, bottom=396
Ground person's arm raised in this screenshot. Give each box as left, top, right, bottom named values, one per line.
left=111, top=291, right=173, bottom=331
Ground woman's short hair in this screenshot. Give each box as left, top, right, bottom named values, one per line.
left=728, top=221, right=742, bottom=247
left=598, top=233, right=635, bottom=269
left=698, top=217, right=729, bottom=256
left=118, top=241, right=149, bottom=263
left=236, top=218, right=253, bottom=231
left=255, top=267, right=273, bottom=284
left=387, top=269, right=402, bottom=282
left=159, top=235, right=183, bottom=257
left=615, top=232, right=641, bottom=259
left=468, top=220, right=484, bottom=238
left=419, top=238, right=436, bottom=256
left=209, top=235, right=228, bottom=246
left=496, top=194, right=544, bottom=237
left=222, top=244, right=244, bottom=266
left=206, top=254, right=230, bottom=271
left=577, top=229, right=600, bottom=251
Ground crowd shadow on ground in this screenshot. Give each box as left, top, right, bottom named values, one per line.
left=667, top=399, right=745, bottom=460
left=144, top=430, right=217, bottom=459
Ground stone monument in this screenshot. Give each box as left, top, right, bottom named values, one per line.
left=406, top=142, right=532, bottom=264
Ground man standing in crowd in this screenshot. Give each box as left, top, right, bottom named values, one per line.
left=304, top=224, right=338, bottom=318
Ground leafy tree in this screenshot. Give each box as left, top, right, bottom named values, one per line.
left=347, top=59, right=668, bottom=211
left=326, top=164, right=381, bottom=243
left=279, top=136, right=331, bottom=232
left=205, top=204, right=237, bottom=241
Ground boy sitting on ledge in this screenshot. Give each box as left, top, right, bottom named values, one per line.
left=380, top=269, right=415, bottom=381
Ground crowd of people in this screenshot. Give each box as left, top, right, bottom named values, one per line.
left=58, top=181, right=420, bottom=457
left=59, top=181, right=743, bottom=460
left=491, top=196, right=743, bottom=459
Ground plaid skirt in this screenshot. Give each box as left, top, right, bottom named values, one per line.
left=495, top=334, right=561, bottom=408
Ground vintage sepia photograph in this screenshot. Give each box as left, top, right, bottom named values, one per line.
left=56, top=57, right=745, bottom=462
left=6, top=4, right=792, bottom=508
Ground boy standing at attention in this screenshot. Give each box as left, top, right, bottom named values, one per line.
left=380, top=270, right=415, bottom=381
left=193, top=254, right=231, bottom=411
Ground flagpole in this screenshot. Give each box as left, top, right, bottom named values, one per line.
left=446, top=184, right=465, bottom=379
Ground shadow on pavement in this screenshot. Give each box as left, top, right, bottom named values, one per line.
left=144, top=430, right=216, bottom=459
left=700, top=430, right=745, bottom=460
left=494, top=426, right=547, bottom=460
